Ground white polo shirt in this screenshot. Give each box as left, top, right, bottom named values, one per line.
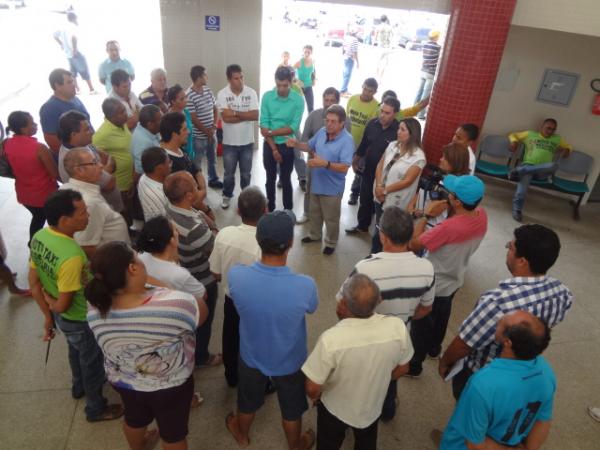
left=302, top=314, right=414, bottom=428
left=60, top=178, right=130, bottom=247
left=138, top=174, right=168, bottom=221
left=208, top=223, right=261, bottom=296
left=108, top=90, right=143, bottom=118
left=216, top=84, right=259, bottom=146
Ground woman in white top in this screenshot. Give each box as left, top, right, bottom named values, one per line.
left=136, top=216, right=207, bottom=302
left=372, top=118, right=426, bottom=253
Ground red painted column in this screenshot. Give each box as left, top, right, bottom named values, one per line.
left=422, top=0, right=517, bottom=163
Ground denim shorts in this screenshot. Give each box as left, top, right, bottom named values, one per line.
left=237, top=358, right=308, bottom=421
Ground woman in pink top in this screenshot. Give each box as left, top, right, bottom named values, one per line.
left=4, top=111, right=58, bottom=243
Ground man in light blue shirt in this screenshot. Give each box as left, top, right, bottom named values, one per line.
left=130, top=105, right=162, bottom=174
left=98, top=40, right=135, bottom=92
left=440, top=310, right=555, bottom=450
left=287, top=105, right=354, bottom=255
left=227, top=210, right=318, bottom=450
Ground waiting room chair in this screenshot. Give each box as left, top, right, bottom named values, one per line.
left=475, top=135, right=514, bottom=178
left=551, top=150, right=594, bottom=220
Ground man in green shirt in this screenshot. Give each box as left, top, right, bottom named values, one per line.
left=260, top=66, right=305, bottom=212
left=346, top=78, right=379, bottom=205
left=508, top=118, right=572, bottom=221
left=28, top=189, right=123, bottom=422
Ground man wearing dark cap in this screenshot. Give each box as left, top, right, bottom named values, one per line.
left=226, top=210, right=318, bottom=450
left=409, top=175, right=488, bottom=377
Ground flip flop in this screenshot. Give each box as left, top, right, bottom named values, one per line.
left=190, top=392, right=204, bottom=409
left=225, top=412, right=250, bottom=448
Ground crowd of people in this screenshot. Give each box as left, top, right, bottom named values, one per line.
left=0, top=33, right=581, bottom=450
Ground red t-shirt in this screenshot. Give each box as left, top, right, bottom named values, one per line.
left=4, top=135, right=57, bottom=207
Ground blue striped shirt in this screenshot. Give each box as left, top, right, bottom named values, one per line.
left=460, top=276, right=573, bottom=371
left=421, top=40, right=441, bottom=74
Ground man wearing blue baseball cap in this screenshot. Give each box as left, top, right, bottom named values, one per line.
left=226, top=210, right=318, bottom=449
left=407, top=175, right=488, bottom=377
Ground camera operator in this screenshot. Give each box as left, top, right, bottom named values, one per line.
left=407, top=174, right=488, bottom=377
left=408, top=143, right=470, bottom=230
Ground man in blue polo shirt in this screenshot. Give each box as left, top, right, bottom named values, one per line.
left=40, top=68, right=91, bottom=155
left=287, top=105, right=354, bottom=255
left=440, top=310, right=555, bottom=450
left=226, top=210, right=318, bottom=450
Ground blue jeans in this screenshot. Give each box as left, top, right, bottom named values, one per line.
left=414, top=71, right=434, bottom=118
left=193, top=136, right=219, bottom=182
left=263, top=142, right=294, bottom=211
left=341, top=58, right=354, bottom=93
left=222, top=143, right=253, bottom=198
left=512, top=162, right=558, bottom=212
left=53, top=314, right=106, bottom=420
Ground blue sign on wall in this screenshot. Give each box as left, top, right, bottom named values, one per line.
left=205, top=15, right=220, bottom=31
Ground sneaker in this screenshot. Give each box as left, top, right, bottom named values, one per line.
left=345, top=226, right=368, bottom=234
left=405, top=367, right=422, bottom=379
left=208, top=179, right=224, bottom=189
left=347, top=195, right=358, bottom=205
left=299, top=179, right=307, bottom=192
left=588, top=406, right=600, bottom=422
left=512, top=210, right=523, bottom=222
left=221, top=196, right=231, bottom=209
left=296, top=215, right=309, bottom=224
left=323, top=246, right=335, bottom=255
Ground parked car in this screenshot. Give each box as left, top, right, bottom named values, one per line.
left=398, top=27, right=431, bottom=50
left=300, top=18, right=317, bottom=29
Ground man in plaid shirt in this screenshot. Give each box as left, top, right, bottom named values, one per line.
left=439, top=224, right=573, bottom=400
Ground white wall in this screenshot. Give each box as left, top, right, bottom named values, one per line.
left=512, top=0, right=600, bottom=38
left=483, top=25, right=600, bottom=201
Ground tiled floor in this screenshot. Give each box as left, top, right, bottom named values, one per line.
left=1, top=159, right=599, bottom=449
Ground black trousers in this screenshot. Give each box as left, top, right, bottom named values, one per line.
left=452, top=366, right=474, bottom=401
left=317, top=401, right=378, bottom=450
left=195, top=283, right=218, bottom=366
left=263, top=142, right=294, bottom=211
left=222, top=294, right=240, bottom=387
left=357, top=172, right=375, bottom=230
left=410, top=290, right=457, bottom=372
left=24, top=205, right=46, bottom=244
left=302, top=86, right=314, bottom=112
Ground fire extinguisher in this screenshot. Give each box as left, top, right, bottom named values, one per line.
left=591, top=78, right=600, bottom=115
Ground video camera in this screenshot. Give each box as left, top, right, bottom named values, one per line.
left=418, top=164, right=450, bottom=201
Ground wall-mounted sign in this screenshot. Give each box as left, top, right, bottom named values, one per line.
left=205, top=15, right=220, bottom=31
left=537, top=69, right=579, bottom=107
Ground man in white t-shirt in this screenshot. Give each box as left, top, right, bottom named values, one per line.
left=216, top=65, right=259, bottom=209
left=452, top=123, right=480, bottom=175
left=138, top=146, right=171, bottom=221
left=303, top=274, right=413, bottom=449
left=108, top=69, right=143, bottom=131
left=209, top=187, right=266, bottom=387
left=60, top=148, right=130, bottom=258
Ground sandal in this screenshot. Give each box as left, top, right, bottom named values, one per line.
left=190, top=392, right=204, bottom=408
left=87, top=403, right=124, bottom=422
left=196, top=353, right=223, bottom=369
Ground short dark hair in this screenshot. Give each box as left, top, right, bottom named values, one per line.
left=163, top=172, right=194, bottom=204
left=136, top=216, right=173, bottom=254
left=102, top=98, right=123, bottom=119
left=379, top=207, right=413, bottom=245
left=442, top=143, right=470, bottom=176
left=226, top=64, right=242, bottom=80
left=543, top=118, right=558, bottom=127
left=382, top=97, right=400, bottom=113
left=460, top=198, right=481, bottom=211
left=459, top=123, right=480, bottom=142
left=364, top=77, right=378, bottom=90
left=111, top=69, right=130, bottom=87
left=139, top=104, right=161, bottom=128
left=167, top=84, right=184, bottom=104
left=238, top=187, right=266, bottom=223
left=44, top=189, right=82, bottom=226
left=160, top=112, right=186, bottom=142
left=190, top=65, right=206, bottom=82
left=7, top=111, right=31, bottom=136
left=49, top=68, right=71, bottom=90
left=275, top=66, right=294, bottom=82
left=322, top=87, right=340, bottom=103
left=504, top=318, right=551, bottom=360
left=381, top=89, right=397, bottom=101
left=257, top=238, right=291, bottom=256
left=514, top=224, right=560, bottom=274
left=326, top=105, right=346, bottom=123
left=106, top=40, right=119, bottom=49
left=141, top=146, right=169, bottom=174
left=58, top=110, right=87, bottom=143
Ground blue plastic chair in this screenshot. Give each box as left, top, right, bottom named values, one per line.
left=475, top=135, right=514, bottom=178
left=551, top=151, right=594, bottom=220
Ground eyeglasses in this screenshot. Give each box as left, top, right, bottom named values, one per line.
left=76, top=159, right=100, bottom=167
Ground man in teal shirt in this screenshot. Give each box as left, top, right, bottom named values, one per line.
left=508, top=118, right=572, bottom=222
left=260, top=66, right=304, bottom=211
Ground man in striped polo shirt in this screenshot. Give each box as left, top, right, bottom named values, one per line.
left=439, top=224, right=572, bottom=400
left=340, top=29, right=360, bottom=96
left=340, top=206, right=434, bottom=421
left=164, top=171, right=222, bottom=368
left=187, top=65, right=223, bottom=188
left=414, top=30, right=441, bottom=119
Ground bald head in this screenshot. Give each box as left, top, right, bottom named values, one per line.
left=340, top=274, right=381, bottom=318
left=496, top=310, right=551, bottom=360
left=163, top=171, right=196, bottom=204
